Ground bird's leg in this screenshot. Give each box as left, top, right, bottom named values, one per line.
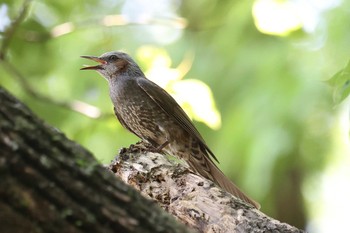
left=142, top=140, right=169, bottom=153
left=154, top=140, right=170, bottom=152
left=138, top=138, right=170, bottom=153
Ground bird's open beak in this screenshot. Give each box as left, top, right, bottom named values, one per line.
left=80, top=56, right=107, bottom=70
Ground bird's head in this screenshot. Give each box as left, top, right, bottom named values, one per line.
left=80, top=51, right=142, bottom=80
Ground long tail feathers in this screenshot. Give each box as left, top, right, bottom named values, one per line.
left=188, top=151, right=260, bottom=209
left=207, top=157, right=260, bottom=209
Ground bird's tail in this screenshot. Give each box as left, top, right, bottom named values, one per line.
left=188, top=150, right=260, bottom=209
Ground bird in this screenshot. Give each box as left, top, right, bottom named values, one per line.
left=81, top=51, right=260, bottom=209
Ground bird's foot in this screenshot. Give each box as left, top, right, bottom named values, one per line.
left=133, top=140, right=169, bottom=154
left=115, top=141, right=150, bottom=162
left=117, top=140, right=169, bottom=157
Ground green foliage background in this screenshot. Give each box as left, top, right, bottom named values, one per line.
left=1, top=0, right=350, bottom=231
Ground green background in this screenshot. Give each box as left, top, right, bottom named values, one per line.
left=1, top=0, right=350, bottom=231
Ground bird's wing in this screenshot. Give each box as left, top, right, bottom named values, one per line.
left=136, top=77, right=218, bottom=162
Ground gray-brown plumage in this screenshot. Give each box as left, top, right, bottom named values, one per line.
left=81, top=51, right=260, bottom=209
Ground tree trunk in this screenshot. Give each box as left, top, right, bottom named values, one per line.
left=0, top=86, right=304, bottom=233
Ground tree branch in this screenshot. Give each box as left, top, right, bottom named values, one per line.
left=110, top=144, right=305, bottom=233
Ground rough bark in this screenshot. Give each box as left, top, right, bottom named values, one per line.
left=0, top=87, right=193, bottom=233
left=0, top=86, right=305, bottom=233
left=111, top=144, right=305, bottom=233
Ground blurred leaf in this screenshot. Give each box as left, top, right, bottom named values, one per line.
left=172, top=79, right=221, bottom=129
left=327, top=60, right=350, bottom=104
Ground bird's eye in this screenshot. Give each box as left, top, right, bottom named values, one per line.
left=109, top=55, right=118, bottom=61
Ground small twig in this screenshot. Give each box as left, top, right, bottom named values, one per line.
left=0, top=0, right=32, bottom=59
left=1, top=60, right=113, bottom=119
left=0, top=0, right=113, bottom=119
